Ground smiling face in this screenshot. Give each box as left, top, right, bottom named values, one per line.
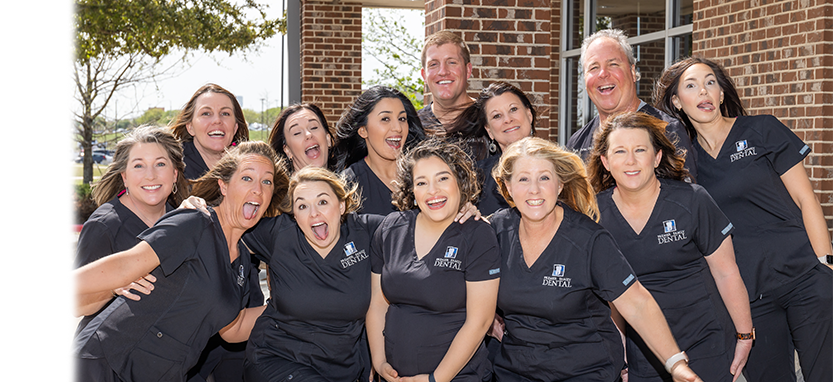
left=359, top=97, right=409, bottom=162
left=413, top=156, right=461, bottom=226
left=186, top=92, right=239, bottom=156
left=484, top=92, right=533, bottom=151
left=671, top=63, right=725, bottom=127
left=600, top=127, right=662, bottom=193
left=583, top=37, right=639, bottom=120
left=120, top=142, right=177, bottom=210
left=218, top=154, right=275, bottom=231
left=507, top=156, right=563, bottom=224
left=421, top=43, right=473, bottom=107
left=292, top=180, right=346, bottom=255
left=283, top=108, right=332, bottom=172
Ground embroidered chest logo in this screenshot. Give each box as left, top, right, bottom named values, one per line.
left=340, top=241, right=368, bottom=269
left=657, top=219, right=687, bottom=244
left=435, top=246, right=462, bottom=270
left=237, top=264, right=245, bottom=286
left=730, top=139, right=757, bottom=162
left=543, top=264, right=572, bottom=288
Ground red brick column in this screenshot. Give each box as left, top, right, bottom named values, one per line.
left=693, top=0, right=833, bottom=231
left=300, top=1, right=363, bottom=125
left=549, top=0, right=562, bottom=142
left=424, top=0, right=553, bottom=137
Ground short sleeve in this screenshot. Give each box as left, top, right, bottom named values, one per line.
left=761, top=115, right=810, bottom=175
left=463, top=221, right=501, bottom=282
left=75, top=220, right=114, bottom=268
left=691, top=184, right=734, bottom=256
left=138, top=210, right=206, bottom=277
left=370, top=215, right=389, bottom=274
left=588, top=231, right=637, bottom=302
left=243, top=215, right=290, bottom=264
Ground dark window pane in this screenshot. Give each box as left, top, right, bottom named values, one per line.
left=598, top=0, right=666, bottom=37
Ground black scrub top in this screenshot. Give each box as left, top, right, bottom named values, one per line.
left=371, top=210, right=501, bottom=379
left=694, top=115, right=817, bottom=299
left=598, top=179, right=735, bottom=379
left=75, top=208, right=251, bottom=382
left=75, top=196, right=174, bottom=330
left=243, top=213, right=384, bottom=381
left=183, top=140, right=211, bottom=181
left=490, top=205, right=637, bottom=382
left=475, top=154, right=509, bottom=216
left=343, top=159, right=397, bottom=215
left=566, top=102, right=697, bottom=181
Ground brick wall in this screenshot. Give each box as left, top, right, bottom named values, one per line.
left=300, top=1, right=363, bottom=126
left=694, top=0, right=833, bottom=231
left=549, top=0, right=562, bottom=142
left=423, top=0, right=553, bottom=137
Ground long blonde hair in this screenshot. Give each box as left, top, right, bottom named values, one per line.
left=493, top=137, right=599, bottom=221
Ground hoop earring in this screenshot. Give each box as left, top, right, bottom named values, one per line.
left=488, top=140, right=497, bottom=155
left=172, top=182, right=178, bottom=194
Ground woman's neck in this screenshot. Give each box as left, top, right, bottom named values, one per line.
left=213, top=205, right=244, bottom=263
left=193, top=141, right=224, bottom=170
left=519, top=205, right=562, bottom=240
left=693, top=116, right=735, bottom=154
left=120, top=194, right=167, bottom=228
left=364, top=155, right=398, bottom=191
left=613, top=176, right=661, bottom=210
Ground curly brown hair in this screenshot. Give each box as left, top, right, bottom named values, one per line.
left=392, top=139, right=480, bottom=211
left=493, top=137, right=599, bottom=221
left=190, top=141, right=289, bottom=218
left=586, top=112, right=690, bottom=193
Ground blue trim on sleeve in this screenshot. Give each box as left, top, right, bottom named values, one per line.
left=722, top=223, right=734, bottom=235
left=800, top=145, right=810, bottom=155
left=623, top=274, right=635, bottom=286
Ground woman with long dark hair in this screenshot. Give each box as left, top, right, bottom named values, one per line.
left=654, top=56, right=832, bottom=382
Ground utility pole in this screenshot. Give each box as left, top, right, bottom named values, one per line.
left=260, top=98, right=266, bottom=129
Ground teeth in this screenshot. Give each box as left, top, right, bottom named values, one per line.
left=311, top=222, right=325, bottom=227
left=599, top=85, right=614, bottom=91
left=438, top=80, right=452, bottom=85
left=504, top=126, right=520, bottom=133
left=208, top=130, right=225, bottom=137
left=387, top=137, right=402, bottom=142
left=142, top=185, right=162, bottom=190
left=625, top=171, right=639, bottom=175
left=246, top=202, right=260, bottom=206
left=305, top=144, right=319, bottom=152
left=427, top=197, right=447, bottom=205
left=527, top=199, right=544, bottom=206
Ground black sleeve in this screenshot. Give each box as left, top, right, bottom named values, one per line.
left=464, top=222, right=501, bottom=282
left=138, top=211, right=206, bottom=276
left=760, top=115, right=811, bottom=175
left=370, top=215, right=391, bottom=275
left=243, top=215, right=290, bottom=263
left=75, top=220, right=114, bottom=268
left=691, top=185, right=734, bottom=257
left=588, top=231, right=638, bottom=302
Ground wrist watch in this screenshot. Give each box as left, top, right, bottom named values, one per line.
left=736, top=327, right=755, bottom=340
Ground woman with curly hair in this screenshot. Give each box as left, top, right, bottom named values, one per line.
left=366, top=139, right=500, bottom=382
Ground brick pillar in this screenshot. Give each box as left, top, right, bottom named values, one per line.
left=693, top=0, right=833, bottom=232
left=300, top=1, right=362, bottom=126
left=423, top=0, right=553, bottom=137
left=549, top=0, right=562, bottom=142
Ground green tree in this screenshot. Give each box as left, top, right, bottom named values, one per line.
left=362, top=8, right=424, bottom=109
left=74, top=0, right=286, bottom=184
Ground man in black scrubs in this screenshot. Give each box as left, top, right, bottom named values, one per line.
left=566, top=29, right=697, bottom=180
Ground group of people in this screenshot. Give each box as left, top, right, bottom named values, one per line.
left=73, top=27, right=832, bottom=382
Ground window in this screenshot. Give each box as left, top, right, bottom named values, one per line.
left=559, top=0, right=693, bottom=144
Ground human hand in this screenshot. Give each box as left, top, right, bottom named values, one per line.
left=180, top=195, right=209, bottom=216
left=487, top=312, right=505, bottom=341
left=115, top=273, right=156, bottom=301
left=455, top=202, right=482, bottom=223
left=376, top=362, right=400, bottom=382
left=730, top=339, right=753, bottom=382
left=670, top=363, right=702, bottom=382
left=398, top=374, right=429, bottom=382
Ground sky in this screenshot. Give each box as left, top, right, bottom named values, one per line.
left=0, top=3, right=422, bottom=380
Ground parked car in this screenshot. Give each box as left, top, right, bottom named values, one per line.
left=75, top=149, right=114, bottom=164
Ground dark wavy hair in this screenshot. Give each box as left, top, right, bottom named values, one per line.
left=445, top=81, right=537, bottom=154
left=169, top=83, right=249, bottom=144
left=587, top=112, right=691, bottom=192
left=268, top=103, right=337, bottom=173
left=392, top=139, right=480, bottom=211
left=190, top=141, right=289, bottom=218
left=334, top=86, right=425, bottom=171
left=653, top=56, right=747, bottom=140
